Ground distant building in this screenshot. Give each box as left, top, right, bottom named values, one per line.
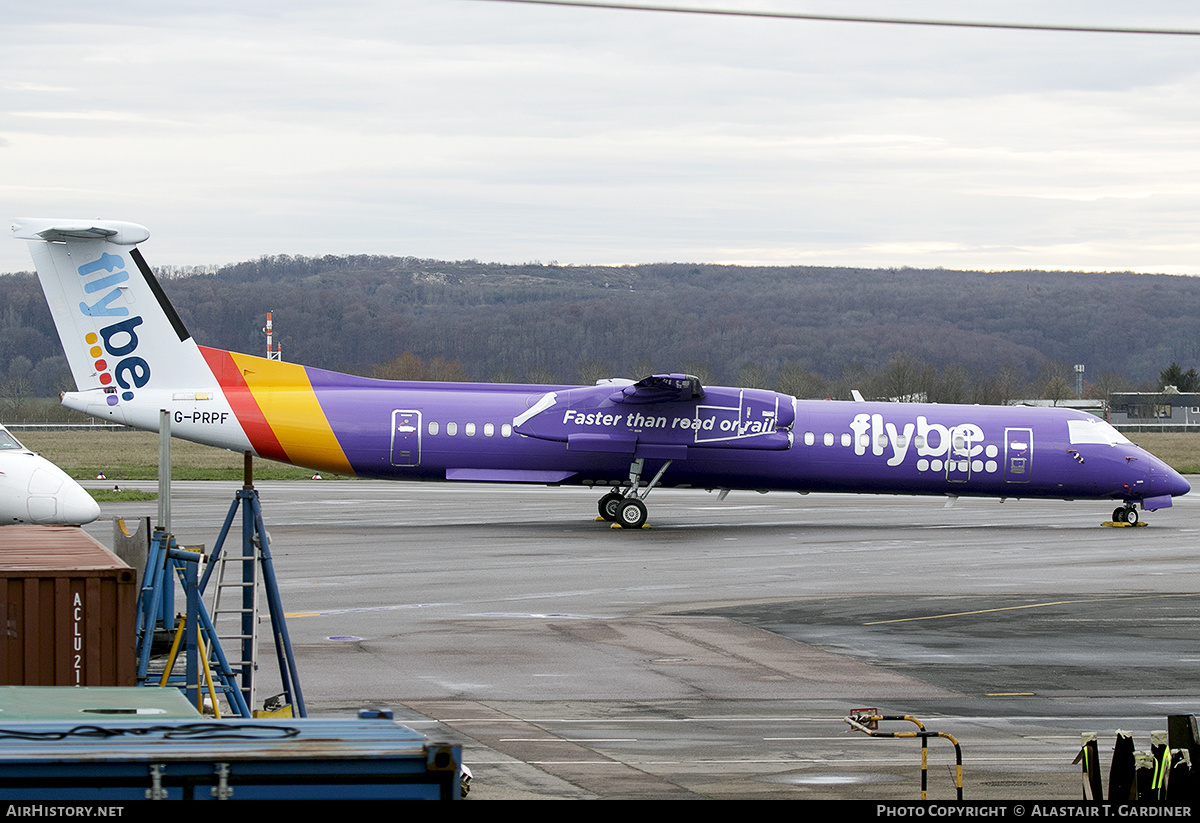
left=1108, top=390, right=1200, bottom=430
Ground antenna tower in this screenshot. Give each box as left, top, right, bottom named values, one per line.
left=264, top=312, right=282, bottom=361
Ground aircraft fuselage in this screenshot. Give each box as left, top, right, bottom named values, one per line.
left=60, top=358, right=1184, bottom=507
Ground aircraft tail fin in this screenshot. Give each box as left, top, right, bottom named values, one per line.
left=13, top=218, right=217, bottom=417
left=15, top=218, right=354, bottom=472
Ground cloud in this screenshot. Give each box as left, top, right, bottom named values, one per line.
left=3, top=0, right=1200, bottom=274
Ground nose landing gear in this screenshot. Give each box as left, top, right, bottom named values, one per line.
left=1108, top=503, right=1141, bottom=526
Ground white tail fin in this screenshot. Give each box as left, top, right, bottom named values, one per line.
left=13, top=218, right=225, bottom=430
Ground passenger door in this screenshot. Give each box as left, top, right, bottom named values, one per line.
left=1003, top=427, right=1032, bottom=484
left=391, top=410, right=422, bottom=467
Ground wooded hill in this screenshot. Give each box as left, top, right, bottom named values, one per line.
left=1, top=256, right=1196, bottom=412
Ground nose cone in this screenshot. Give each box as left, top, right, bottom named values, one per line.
left=58, top=481, right=101, bottom=525
left=1137, top=457, right=1190, bottom=510
left=25, top=464, right=101, bottom=525
left=1166, top=468, right=1191, bottom=498
left=1148, top=452, right=1191, bottom=498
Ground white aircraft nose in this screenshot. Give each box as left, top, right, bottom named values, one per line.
left=58, top=482, right=101, bottom=525
left=24, top=465, right=101, bottom=525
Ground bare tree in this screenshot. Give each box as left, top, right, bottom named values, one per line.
left=1, top=375, right=33, bottom=421
left=736, top=362, right=770, bottom=390
left=881, top=353, right=924, bottom=401
left=679, top=361, right=718, bottom=386
left=1037, top=360, right=1074, bottom=405
left=578, top=360, right=615, bottom=385
left=525, top=366, right=559, bottom=385
left=369, top=352, right=468, bottom=382
left=776, top=362, right=828, bottom=399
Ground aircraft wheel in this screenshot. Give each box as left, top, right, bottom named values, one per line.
left=598, top=491, right=623, bottom=521
left=1112, top=507, right=1126, bottom=523
left=617, top=499, right=647, bottom=529
left=1125, top=507, right=1139, bottom=525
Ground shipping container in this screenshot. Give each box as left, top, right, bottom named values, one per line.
left=0, top=707, right=462, bottom=800
left=0, top=526, right=136, bottom=686
left=0, top=685, right=200, bottom=719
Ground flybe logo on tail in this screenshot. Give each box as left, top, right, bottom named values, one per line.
left=75, top=255, right=150, bottom=406
left=77, top=253, right=132, bottom=317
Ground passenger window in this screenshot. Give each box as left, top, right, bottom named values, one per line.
left=428, top=421, right=439, bottom=436
left=484, top=423, right=495, bottom=437
left=804, top=431, right=815, bottom=446
left=465, top=423, right=477, bottom=436
left=823, top=432, right=834, bottom=446
left=447, top=422, right=458, bottom=436
left=501, top=424, right=513, bottom=437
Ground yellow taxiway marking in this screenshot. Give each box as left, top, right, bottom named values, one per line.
left=985, top=692, right=1036, bottom=697
left=863, top=593, right=1199, bottom=625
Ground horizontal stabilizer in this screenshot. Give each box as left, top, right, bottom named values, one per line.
left=12, top=218, right=150, bottom=245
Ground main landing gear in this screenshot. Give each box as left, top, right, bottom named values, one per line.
left=1111, top=503, right=1140, bottom=525
left=596, top=458, right=673, bottom=529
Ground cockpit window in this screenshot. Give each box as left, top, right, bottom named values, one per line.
left=1067, top=418, right=1131, bottom=446
left=0, top=429, right=24, bottom=450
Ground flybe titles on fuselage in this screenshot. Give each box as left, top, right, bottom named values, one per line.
left=811, top=412, right=1010, bottom=476
left=74, top=252, right=149, bottom=406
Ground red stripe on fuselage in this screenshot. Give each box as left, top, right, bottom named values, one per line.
left=199, top=346, right=290, bottom=463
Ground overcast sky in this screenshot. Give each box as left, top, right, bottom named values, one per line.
left=3, top=1, right=1200, bottom=274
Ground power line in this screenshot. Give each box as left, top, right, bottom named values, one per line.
left=473, top=0, right=1200, bottom=37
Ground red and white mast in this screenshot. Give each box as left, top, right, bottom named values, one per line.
left=264, top=312, right=282, bottom=361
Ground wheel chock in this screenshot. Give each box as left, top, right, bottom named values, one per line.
left=1102, top=520, right=1147, bottom=528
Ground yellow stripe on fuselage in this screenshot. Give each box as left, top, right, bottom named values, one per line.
left=227, top=352, right=355, bottom=475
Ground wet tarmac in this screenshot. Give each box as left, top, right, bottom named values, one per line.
left=83, top=479, right=1200, bottom=800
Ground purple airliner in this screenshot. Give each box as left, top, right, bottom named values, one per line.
left=13, top=218, right=1189, bottom=528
